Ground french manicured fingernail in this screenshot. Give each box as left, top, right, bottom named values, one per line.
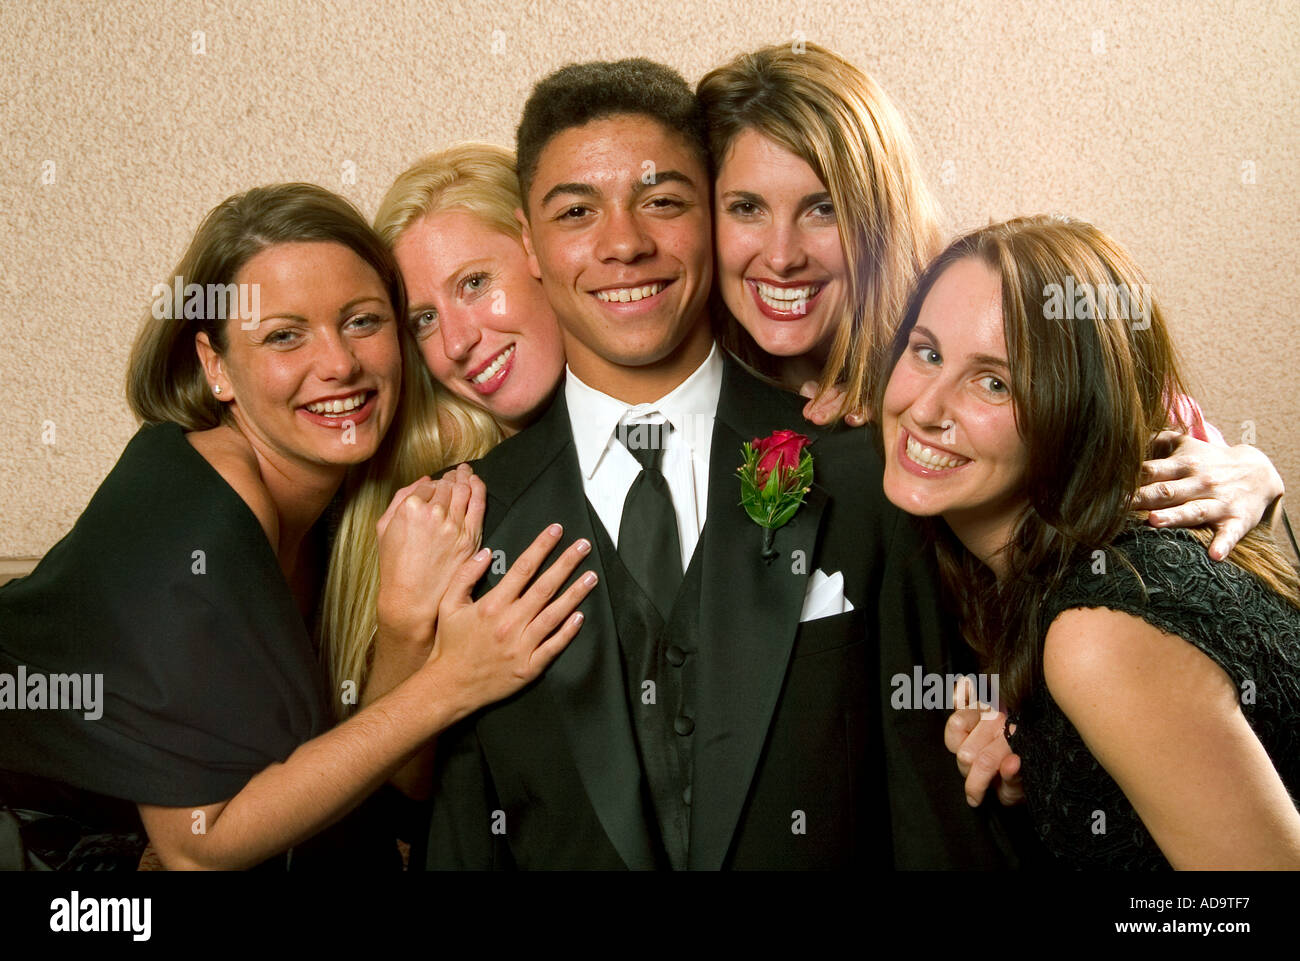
left=966, top=794, right=979, bottom=808
left=582, top=571, right=598, bottom=587
left=572, top=612, right=584, bottom=625
left=474, top=548, right=490, bottom=561
left=548, top=523, right=562, bottom=536
left=575, top=538, right=591, bottom=554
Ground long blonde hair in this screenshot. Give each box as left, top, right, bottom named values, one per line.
left=321, top=143, right=528, bottom=717
left=697, top=42, right=944, bottom=420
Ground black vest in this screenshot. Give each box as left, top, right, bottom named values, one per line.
left=586, top=502, right=701, bottom=870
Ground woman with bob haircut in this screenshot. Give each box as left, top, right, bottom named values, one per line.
left=878, top=214, right=1300, bottom=869
left=322, top=143, right=568, bottom=731
left=0, top=182, right=595, bottom=870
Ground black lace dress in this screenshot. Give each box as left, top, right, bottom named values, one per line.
left=1008, top=525, right=1300, bottom=869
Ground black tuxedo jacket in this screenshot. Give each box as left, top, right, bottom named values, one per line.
left=420, top=353, right=1021, bottom=869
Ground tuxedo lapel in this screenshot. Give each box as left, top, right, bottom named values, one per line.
left=475, top=391, right=659, bottom=870
left=689, top=358, right=830, bottom=870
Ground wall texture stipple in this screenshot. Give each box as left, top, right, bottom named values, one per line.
left=1, top=0, right=1296, bottom=559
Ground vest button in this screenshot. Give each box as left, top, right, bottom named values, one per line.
left=674, top=715, right=695, bottom=736
left=666, top=644, right=686, bottom=667
left=682, top=784, right=692, bottom=806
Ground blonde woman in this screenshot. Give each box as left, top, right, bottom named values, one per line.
left=321, top=146, right=568, bottom=796
left=383, top=142, right=566, bottom=438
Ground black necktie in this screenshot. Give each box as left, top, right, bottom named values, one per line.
left=617, top=418, right=683, bottom=619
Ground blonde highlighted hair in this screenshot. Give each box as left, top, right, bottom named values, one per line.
left=322, top=143, right=529, bottom=716
left=697, top=42, right=944, bottom=419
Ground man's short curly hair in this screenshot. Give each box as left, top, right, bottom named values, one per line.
left=515, top=58, right=709, bottom=210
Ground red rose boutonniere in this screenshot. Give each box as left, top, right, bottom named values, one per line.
left=738, top=429, right=813, bottom=561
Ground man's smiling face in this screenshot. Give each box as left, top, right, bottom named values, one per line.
left=519, top=113, right=713, bottom=385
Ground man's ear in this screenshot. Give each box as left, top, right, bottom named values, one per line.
left=195, top=332, right=231, bottom=402
left=516, top=207, right=543, bottom=282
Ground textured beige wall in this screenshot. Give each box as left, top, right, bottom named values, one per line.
left=1, top=0, right=1296, bottom=559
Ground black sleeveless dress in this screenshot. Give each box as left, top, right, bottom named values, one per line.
left=0, top=422, right=397, bottom=870
left=1008, top=525, right=1300, bottom=869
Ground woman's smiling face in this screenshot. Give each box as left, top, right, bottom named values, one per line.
left=203, top=240, right=403, bottom=470
left=881, top=256, right=1029, bottom=552
left=714, top=128, right=847, bottom=363
left=394, top=209, right=565, bottom=434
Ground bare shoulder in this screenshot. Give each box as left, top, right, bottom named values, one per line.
left=1040, top=605, right=1300, bottom=869
left=185, top=425, right=280, bottom=549
left=1043, top=607, right=1237, bottom=721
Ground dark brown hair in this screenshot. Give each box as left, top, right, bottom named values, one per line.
left=877, top=215, right=1300, bottom=710
left=515, top=58, right=708, bottom=210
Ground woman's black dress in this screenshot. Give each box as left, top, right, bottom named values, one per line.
left=1009, top=525, right=1300, bottom=869
left=0, top=422, right=395, bottom=869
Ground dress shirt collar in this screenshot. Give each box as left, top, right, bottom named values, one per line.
left=565, top=341, right=724, bottom=480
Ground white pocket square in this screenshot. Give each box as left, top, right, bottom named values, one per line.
left=798, top=568, right=856, bottom=623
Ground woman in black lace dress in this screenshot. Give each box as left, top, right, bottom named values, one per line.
left=875, top=214, right=1300, bottom=869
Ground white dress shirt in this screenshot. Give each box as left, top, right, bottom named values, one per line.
left=564, top=342, right=724, bottom=572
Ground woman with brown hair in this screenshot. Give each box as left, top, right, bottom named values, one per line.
left=0, top=182, right=595, bottom=870
left=878, top=214, right=1300, bottom=868
left=698, top=41, right=941, bottom=428
left=698, top=41, right=1283, bottom=564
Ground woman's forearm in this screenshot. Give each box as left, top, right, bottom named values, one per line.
left=140, top=662, right=467, bottom=870
left=361, top=625, right=431, bottom=709
left=361, top=625, right=439, bottom=799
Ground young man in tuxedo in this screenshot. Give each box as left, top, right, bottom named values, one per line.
left=420, top=58, right=1020, bottom=869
